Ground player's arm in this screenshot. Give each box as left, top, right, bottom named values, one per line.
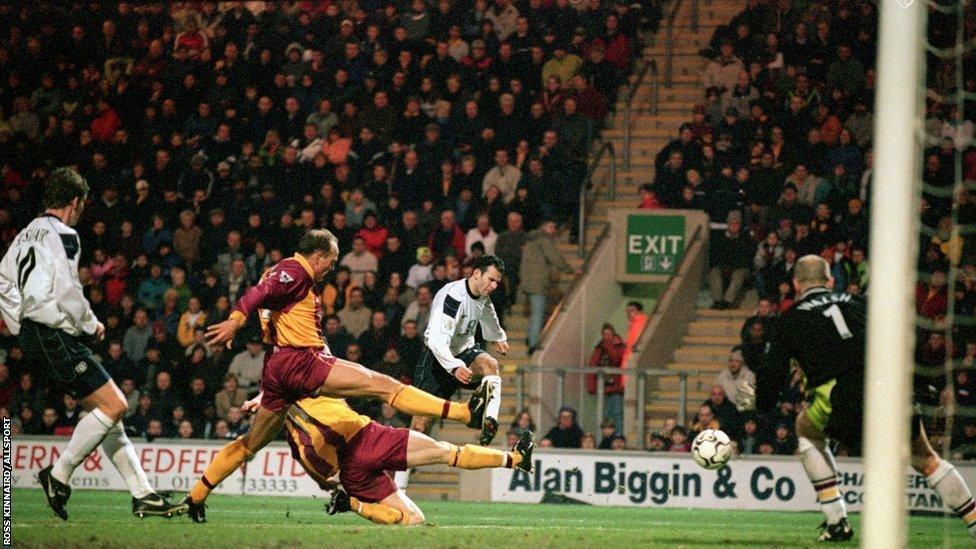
left=478, top=299, right=508, bottom=354
left=426, top=288, right=467, bottom=373
left=207, top=262, right=306, bottom=345
left=51, top=234, right=99, bottom=336
left=754, top=320, right=792, bottom=412
left=0, top=249, right=24, bottom=334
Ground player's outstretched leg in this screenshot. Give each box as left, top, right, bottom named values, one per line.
left=404, top=428, right=533, bottom=472
left=322, top=358, right=483, bottom=425
left=183, top=406, right=285, bottom=522
left=40, top=382, right=128, bottom=521
left=395, top=386, right=489, bottom=490
left=795, top=413, right=852, bottom=542
left=913, top=422, right=976, bottom=539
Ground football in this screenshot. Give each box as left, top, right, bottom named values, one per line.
left=691, top=429, right=732, bottom=470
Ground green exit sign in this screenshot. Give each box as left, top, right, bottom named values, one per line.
left=625, top=215, right=686, bottom=275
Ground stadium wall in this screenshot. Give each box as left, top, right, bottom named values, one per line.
left=460, top=449, right=976, bottom=513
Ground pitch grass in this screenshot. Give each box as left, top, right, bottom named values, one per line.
left=9, top=488, right=973, bottom=548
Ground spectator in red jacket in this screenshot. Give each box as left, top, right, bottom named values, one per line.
left=587, top=323, right=627, bottom=433
left=429, top=209, right=466, bottom=261
left=916, top=269, right=949, bottom=321
left=91, top=99, right=121, bottom=142
left=356, top=211, right=389, bottom=258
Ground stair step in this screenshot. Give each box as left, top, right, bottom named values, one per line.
left=673, top=346, right=731, bottom=363
left=687, top=320, right=742, bottom=337
left=667, top=361, right=725, bottom=373
left=653, top=374, right=717, bottom=391
left=653, top=389, right=710, bottom=402
left=681, top=334, right=740, bottom=346
left=696, top=308, right=755, bottom=319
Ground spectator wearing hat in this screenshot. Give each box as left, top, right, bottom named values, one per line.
left=228, top=337, right=265, bottom=397
left=715, top=347, right=756, bottom=411
left=709, top=210, right=752, bottom=309
left=407, top=247, right=435, bottom=289
left=542, top=42, right=583, bottom=89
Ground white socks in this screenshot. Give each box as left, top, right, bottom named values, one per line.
left=52, top=408, right=115, bottom=485
left=393, top=469, right=410, bottom=490
left=799, top=437, right=847, bottom=526
left=394, top=469, right=411, bottom=490
left=483, top=375, right=502, bottom=423
left=101, top=421, right=155, bottom=499
left=928, top=460, right=976, bottom=538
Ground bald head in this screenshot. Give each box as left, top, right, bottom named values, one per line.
left=793, top=255, right=833, bottom=293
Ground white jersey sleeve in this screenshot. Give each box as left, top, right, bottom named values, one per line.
left=425, top=283, right=467, bottom=372
left=479, top=298, right=506, bottom=343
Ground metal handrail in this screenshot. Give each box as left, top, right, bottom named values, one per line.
left=664, top=0, right=685, bottom=87
left=514, top=366, right=705, bottom=446
left=623, top=58, right=658, bottom=172
left=577, top=140, right=616, bottom=258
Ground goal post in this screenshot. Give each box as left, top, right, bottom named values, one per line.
left=862, top=0, right=927, bottom=547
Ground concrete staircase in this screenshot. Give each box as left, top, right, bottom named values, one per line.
left=644, top=296, right=756, bottom=431
left=406, top=0, right=748, bottom=499
left=584, top=0, right=748, bottom=228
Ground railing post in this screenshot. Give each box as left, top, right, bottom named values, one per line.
left=677, top=372, right=688, bottom=426
left=651, top=64, right=659, bottom=116
left=691, top=0, right=699, bottom=33
left=637, top=372, right=646, bottom=450
left=556, top=369, right=566, bottom=412
left=578, top=168, right=587, bottom=258
left=515, top=368, right=524, bottom=413
left=623, top=103, right=631, bottom=172
left=595, top=370, right=605, bottom=429
left=609, top=144, right=617, bottom=201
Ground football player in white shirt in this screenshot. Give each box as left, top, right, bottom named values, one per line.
left=395, top=255, right=508, bottom=489
left=0, top=168, right=186, bottom=520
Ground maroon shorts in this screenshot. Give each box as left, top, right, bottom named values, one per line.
left=340, top=421, right=409, bottom=503
left=260, top=346, right=335, bottom=413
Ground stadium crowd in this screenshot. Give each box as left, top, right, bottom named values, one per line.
left=0, top=1, right=654, bottom=441
left=5, top=0, right=976, bottom=465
